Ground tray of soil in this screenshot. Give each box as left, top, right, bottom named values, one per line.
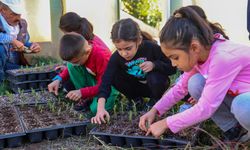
left=9, top=79, right=51, bottom=93
left=16, top=102, right=89, bottom=143
left=0, top=91, right=57, bottom=106
left=0, top=106, right=25, bottom=148
left=90, top=111, right=200, bottom=149
left=6, top=64, right=60, bottom=82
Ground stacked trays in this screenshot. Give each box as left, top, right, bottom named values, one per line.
left=6, top=65, right=58, bottom=93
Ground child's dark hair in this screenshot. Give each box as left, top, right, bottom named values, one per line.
left=59, top=33, right=86, bottom=61
left=160, top=6, right=214, bottom=52
left=111, top=18, right=142, bottom=43
left=59, top=12, right=94, bottom=41
left=187, top=5, right=229, bottom=39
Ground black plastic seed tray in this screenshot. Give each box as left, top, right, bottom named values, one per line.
left=6, top=69, right=56, bottom=82
left=22, top=122, right=89, bottom=143
left=9, top=79, right=51, bottom=93
left=0, top=107, right=26, bottom=148
left=90, top=126, right=199, bottom=149
left=16, top=105, right=90, bottom=143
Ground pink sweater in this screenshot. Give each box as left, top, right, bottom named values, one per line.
left=154, top=37, right=250, bottom=133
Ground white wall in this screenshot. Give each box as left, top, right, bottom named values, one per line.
left=65, top=0, right=118, bottom=50
left=192, top=0, right=249, bottom=45
left=23, top=0, right=51, bottom=42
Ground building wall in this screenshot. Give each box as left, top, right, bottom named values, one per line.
left=64, top=0, right=119, bottom=50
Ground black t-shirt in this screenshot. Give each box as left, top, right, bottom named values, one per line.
left=98, top=40, right=176, bottom=99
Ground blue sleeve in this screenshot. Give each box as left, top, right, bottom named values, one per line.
left=24, top=33, right=32, bottom=48
left=0, top=32, right=13, bottom=43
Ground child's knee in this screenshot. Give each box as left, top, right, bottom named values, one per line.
left=188, top=73, right=205, bottom=99
left=231, top=93, right=250, bottom=130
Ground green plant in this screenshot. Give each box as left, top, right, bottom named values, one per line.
left=57, top=107, right=61, bottom=116
left=121, top=0, right=162, bottom=27
left=38, top=105, right=43, bottom=113
left=131, top=100, right=137, bottom=116
left=129, top=110, right=133, bottom=122
left=5, top=91, right=14, bottom=103
left=78, top=114, right=84, bottom=120
left=113, top=104, right=118, bottom=117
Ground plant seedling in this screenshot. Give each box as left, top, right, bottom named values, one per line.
left=131, top=100, right=137, bottom=116
left=129, top=110, right=133, bottom=122
left=78, top=114, right=84, bottom=120
left=57, top=107, right=61, bottom=116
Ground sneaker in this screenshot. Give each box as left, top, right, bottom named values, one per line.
left=239, top=132, right=250, bottom=143
left=223, top=123, right=247, bottom=142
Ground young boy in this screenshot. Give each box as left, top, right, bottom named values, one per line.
left=48, top=33, right=118, bottom=114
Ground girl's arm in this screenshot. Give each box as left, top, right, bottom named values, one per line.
left=153, top=69, right=197, bottom=115
left=166, top=52, right=243, bottom=133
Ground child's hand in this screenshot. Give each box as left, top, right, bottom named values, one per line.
left=187, top=97, right=197, bottom=105
left=12, top=39, right=24, bottom=51
left=91, top=108, right=110, bottom=125
left=48, top=80, right=60, bottom=95
left=139, top=108, right=157, bottom=131
left=55, top=65, right=67, bottom=72
left=139, top=61, right=155, bottom=73
left=146, top=118, right=168, bottom=138
left=65, top=90, right=82, bottom=101
left=30, top=42, right=41, bottom=53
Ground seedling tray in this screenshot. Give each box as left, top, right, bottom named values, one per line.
left=89, top=112, right=199, bottom=149
left=16, top=104, right=89, bottom=143
left=0, top=91, right=57, bottom=106
left=9, top=79, right=51, bottom=93
left=6, top=69, right=56, bottom=82
left=0, top=107, right=25, bottom=148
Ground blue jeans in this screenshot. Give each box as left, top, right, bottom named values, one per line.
left=0, top=45, right=20, bottom=82
left=181, top=73, right=250, bottom=133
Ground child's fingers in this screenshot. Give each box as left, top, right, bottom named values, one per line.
left=100, top=115, right=106, bottom=124
left=139, top=118, right=147, bottom=131
left=97, top=116, right=102, bottom=124
left=106, top=113, right=110, bottom=122
left=146, top=128, right=151, bottom=136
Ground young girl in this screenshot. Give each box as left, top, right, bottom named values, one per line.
left=91, top=18, right=176, bottom=124
left=139, top=6, right=250, bottom=142
left=59, top=12, right=109, bottom=50
left=179, top=5, right=230, bottom=112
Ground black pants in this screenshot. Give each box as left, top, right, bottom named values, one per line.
left=112, top=71, right=170, bottom=101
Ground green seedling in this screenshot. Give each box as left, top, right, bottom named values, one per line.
left=38, top=105, right=43, bottom=113
left=129, top=110, right=133, bottom=122
left=120, top=100, right=124, bottom=114
left=105, top=116, right=110, bottom=125
left=57, top=107, right=61, bottom=116
left=113, top=104, right=117, bottom=117
left=78, top=114, right=84, bottom=120
left=131, top=100, right=137, bottom=116
left=5, top=91, right=14, bottom=104
left=159, top=135, right=164, bottom=140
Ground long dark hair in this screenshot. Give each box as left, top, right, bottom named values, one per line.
left=187, top=5, right=229, bottom=39
left=59, top=12, right=94, bottom=41
left=111, top=18, right=141, bottom=43
left=160, top=6, right=214, bottom=52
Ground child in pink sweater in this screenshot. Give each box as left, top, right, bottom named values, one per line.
left=139, top=6, right=250, bottom=142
